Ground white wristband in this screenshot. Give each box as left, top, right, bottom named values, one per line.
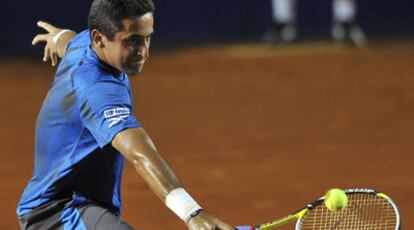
left=165, top=188, right=202, bottom=223
left=52, top=29, right=73, bottom=44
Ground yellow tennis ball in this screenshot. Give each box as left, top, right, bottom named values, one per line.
left=324, top=188, right=348, bottom=212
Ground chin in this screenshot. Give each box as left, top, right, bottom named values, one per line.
left=126, top=70, right=139, bottom=76
left=125, top=66, right=143, bottom=76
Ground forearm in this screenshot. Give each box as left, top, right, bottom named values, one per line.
left=112, top=127, right=181, bottom=201
left=129, top=141, right=204, bottom=224
left=130, top=144, right=182, bottom=201
left=112, top=127, right=232, bottom=229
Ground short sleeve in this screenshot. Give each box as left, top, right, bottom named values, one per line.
left=67, top=29, right=90, bottom=51
left=79, top=80, right=141, bottom=147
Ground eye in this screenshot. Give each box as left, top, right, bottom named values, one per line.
left=127, top=38, right=141, bottom=45
left=126, top=35, right=151, bottom=46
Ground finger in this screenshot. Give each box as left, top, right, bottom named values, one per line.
left=37, top=21, right=58, bottom=33
left=32, top=34, right=49, bottom=45
left=51, top=52, right=58, bottom=66
left=217, top=223, right=236, bottom=230
left=43, top=46, right=50, bottom=62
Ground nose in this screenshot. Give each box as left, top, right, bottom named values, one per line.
left=136, top=47, right=148, bottom=60
left=132, top=50, right=144, bottom=62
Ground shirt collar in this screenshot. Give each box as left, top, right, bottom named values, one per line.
left=86, top=45, right=123, bottom=78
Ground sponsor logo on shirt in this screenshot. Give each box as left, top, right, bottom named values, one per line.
left=104, top=107, right=131, bottom=128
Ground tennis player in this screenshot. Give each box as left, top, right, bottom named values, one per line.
left=17, top=0, right=234, bottom=229
left=331, top=0, right=367, bottom=46
left=264, top=0, right=297, bottom=43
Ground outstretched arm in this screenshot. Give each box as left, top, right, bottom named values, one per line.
left=112, top=127, right=180, bottom=199
left=112, top=127, right=234, bottom=230
left=32, top=21, right=77, bottom=66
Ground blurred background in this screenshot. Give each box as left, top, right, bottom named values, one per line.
left=1, top=0, right=414, bottom=56
left=1, top=0, right=413, bottom=229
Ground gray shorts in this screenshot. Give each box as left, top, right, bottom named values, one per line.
left=18, top=197, right=134, bottom=230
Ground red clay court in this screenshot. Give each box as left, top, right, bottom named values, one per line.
left=1, top=42, right=413, bottom=229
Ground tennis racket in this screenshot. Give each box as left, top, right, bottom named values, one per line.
left=236, top=188, right=401, bottom=230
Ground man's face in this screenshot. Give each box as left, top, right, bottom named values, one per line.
left=104, top=13, right=154, bottom=76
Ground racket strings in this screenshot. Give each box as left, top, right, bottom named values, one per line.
left=299, top=193, right=397, bottom=230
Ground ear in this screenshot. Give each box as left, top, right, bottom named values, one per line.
left=91, top=29, right=106, bottom=48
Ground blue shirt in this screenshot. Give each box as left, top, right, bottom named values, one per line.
left=17, top=30, right=141, bottom=216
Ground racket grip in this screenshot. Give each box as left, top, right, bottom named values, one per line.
left=235, top=226, right=253, bottom=230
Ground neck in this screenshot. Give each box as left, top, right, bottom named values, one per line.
left=91, top=43, right=122, bottom=76
left=92, top=43, right=107, bottom=63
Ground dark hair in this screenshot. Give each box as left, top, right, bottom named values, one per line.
left=88, top=0, right=155, bottom=40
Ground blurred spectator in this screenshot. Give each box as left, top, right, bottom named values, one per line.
left=266, top=0, right=297, bottom=43
left=332, top=0, right=367, bottom=46
left=263, top=0, right=367, bottom=46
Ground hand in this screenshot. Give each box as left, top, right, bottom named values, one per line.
left=32, top=21, right=75, bottom=66
left=187, top=211, right=235, bottom=230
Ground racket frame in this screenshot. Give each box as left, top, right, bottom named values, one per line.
left=254, top=188, right=402, bottom=230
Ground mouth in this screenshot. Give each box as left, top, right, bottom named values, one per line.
left=130, top=58, right=145, bottom=65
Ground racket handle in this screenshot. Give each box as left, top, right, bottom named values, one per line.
left=235, top=226, right=253, bottom=230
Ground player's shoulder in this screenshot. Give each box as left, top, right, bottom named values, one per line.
left=61, top=29, right=129, bottom=94
left=71, top=50, right=123, bottom=87
left=73, top=63, right=128, bottom=98
left=67, top=29, right=91, bottom=51
left=74, top=64, right=117, bottom=87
